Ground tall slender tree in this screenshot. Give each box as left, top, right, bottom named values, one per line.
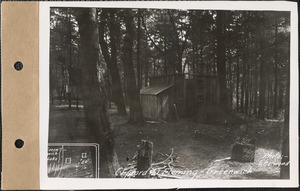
left=280, top=53, right=290, bottom=178
left=76, top=8, right=119, bottom=177
left=258, top=13, right=266, bottom=120
left=137, top=9, right=142, bottom=89
left=273, top=13, right=279, bottom=118
left=216, top=10, right=228, bottom=110
left=123, top=9, right=144, bottom=124
left=98, top=9, right=127, bottom=115
left=236, top=55, right=240, bottom=110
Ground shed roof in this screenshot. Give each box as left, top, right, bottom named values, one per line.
left=140, top=84, right=174, bottom=96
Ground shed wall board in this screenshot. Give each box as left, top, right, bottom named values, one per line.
left=141, top=88, right=172, bottom=120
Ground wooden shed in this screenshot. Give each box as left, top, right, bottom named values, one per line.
left=146, top=73, right=220, bottom=119
left=140, top=84, right=174, bottom=121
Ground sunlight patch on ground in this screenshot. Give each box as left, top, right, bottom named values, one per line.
left=195, top=147, right=282, bottom=179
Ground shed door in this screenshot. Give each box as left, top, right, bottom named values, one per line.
left=161, top=95, right=169, bottom=119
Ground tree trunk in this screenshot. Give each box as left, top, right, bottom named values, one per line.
left=258, top=15, right=266, bottom=120
left=244, top=50, right=250, bottom=116
left=60, top=65, right=65, bottom=105
left=144, top=47, right=149, bottom=87
left=163, top=12, right=168, bottom=75
left=192, top=44, right=196, bottom=74
left=241, top=54, right=245, bottom=113
left=280, top=60, right=290, bottom=179
left=123, top=9, right=144, bottom=124
left=67, top=9, right=72, bottom=109
left=137, top=9, right=142, bottom=89
left=98, top=9, right=127, bottom=115
left=106, top=71, right=112, bottom=109
left=249, top=58, right=253, bottom=117
left=216, top=10, right=228, bottom=111
left=278, top=83, right=284, bottom=109
left=76, top=8, right=118, bottom=177
left=245, top=65, right=249, bottom=115
left=243, top=52, right=248, bottom=114
left=168, top=10, right=187, bottom=73
left=253, top=44, right=258, bottom=117
left=273, top=13, right=278, bottom=118
left=228, top=57, right=233, bottom=110
left=266, top=65, right=271, bottom=119
left=236, top=55, right=239, bottom=111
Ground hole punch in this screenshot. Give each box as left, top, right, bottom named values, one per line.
left=15, top=139, right=24, bottom=149
left=14, top=61, right=23, bottom=71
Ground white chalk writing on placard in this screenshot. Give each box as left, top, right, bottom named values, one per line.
left=47, top=143, right=99, bottom=178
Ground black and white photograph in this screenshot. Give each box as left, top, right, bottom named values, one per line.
left=39, top=1, right=298, bottom=188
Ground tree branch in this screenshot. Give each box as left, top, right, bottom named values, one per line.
left=141, top=13, right=165, bottom=55
left=98, top=9, right=112, bottom=65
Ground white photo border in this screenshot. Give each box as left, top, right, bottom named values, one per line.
left=39, top=1, right=299, bottom=189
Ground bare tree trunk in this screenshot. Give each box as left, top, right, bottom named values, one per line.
left=245, top=59, right=249, bottom=115
left=249, top=58, right=253, bottom=117
left=76, top=8, right=119, bottom=177
left=144, top=47, right=149, bottom=87
left=163, top=11, right=168, bottom=75
left=216, top=10, right=228, bottom=111
left=245, top=44, right=251, bottom=115
left=280, top=59, right=289, bottom=178
left=236, top=55, right=239, bottom=111
left=278, top=83, right=284, bottom=109
left=123, top=9, right=144, bottom=124
left=106, top=71, right=112, bottom=109
left=192, top=45, right=196, bottom=73
left=98, top=9, right=127, bottom=115
left=137, top=9, right=142, bottom=89
left=60, top=65, right=65, bottom=105
left=168, top=10, right=190, bottom=74
left=258, top=14, right=266, bottom=120
left=228, top=57, right=233, bottom=110
left=253, top=44, right=258, bottom=117
left=273, top=13, right=279, bottom=118
left=199, top=48, right=203, bottom=74
left=168, top=10, right=181, bottom=73
left=67, top=9, right=72, bottom=109
left=241, top=55, right=245, bottom=113
left=266, top=66, right=271, bottom=119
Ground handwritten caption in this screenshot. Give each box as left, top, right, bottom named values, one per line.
left=115, top=166, right=253, bottom=179
left=258, top=151, right=289, bottom=167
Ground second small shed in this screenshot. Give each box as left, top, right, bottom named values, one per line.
left=140, top=84, right=175, bottom=121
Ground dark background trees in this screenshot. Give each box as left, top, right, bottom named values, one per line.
left=50, top=8, right=290, bottom=120
left=50, top=8, right=291, bottom=178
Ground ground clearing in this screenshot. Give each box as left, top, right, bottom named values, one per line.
left=49, top=104, right=283, bottom=179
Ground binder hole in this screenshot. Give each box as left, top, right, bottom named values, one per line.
left=14, top=61, right=23, bottom=71
left=15, top=139, right=24, bottom=149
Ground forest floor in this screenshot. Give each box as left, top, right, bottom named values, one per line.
left=49, top=103, right=284, bottom=179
